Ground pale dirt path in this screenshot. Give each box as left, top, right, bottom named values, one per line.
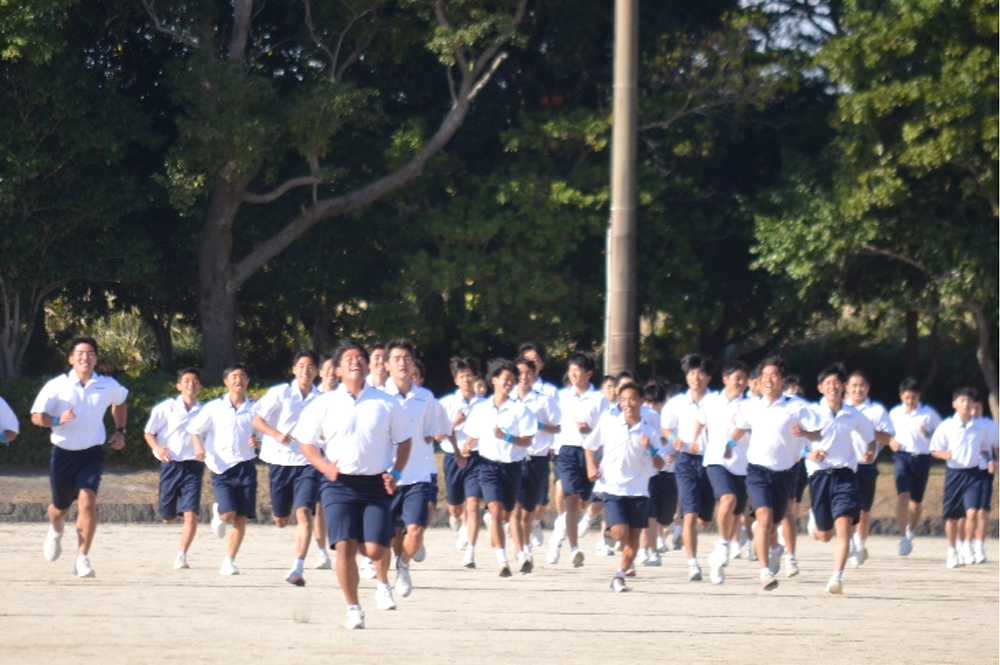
left=0, top=526, right=996, bottom=664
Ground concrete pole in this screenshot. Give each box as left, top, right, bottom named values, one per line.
left=604, top=0, right=638, bottom=375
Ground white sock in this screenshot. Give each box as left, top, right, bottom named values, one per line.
left=831, top=570, right=842, bottom=582
left=615, top=569, right=626, bottom=579
left=48, top=524, right=62, bottom=537
left=177, top=550, right=187, bottom=559
left=466, top=545, right=475, bottom=556
left=377, top=581, right=390, bottom=592
left=224, top=556, right=234, bottom=565
left=293, top=558, right=304, bottom=573
left=316, top=543, right=328, bottom=555
left=495, top=548, right=508, bottom=564
left=687, top=558, right=698, bottom=567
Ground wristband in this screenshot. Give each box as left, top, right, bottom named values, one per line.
left=666, top=434, right=677, bottom=445
left=52, top=416, right=60, bottom=427
left=725, top=439, right=737, bottom=449
left=801, top=446, right=810, bottom=457
left=389, top=468, right=401, bottom=481
left=646, top=447, right=659, bottom=458
left=502, top=429, right=514, bottom=444
left=0, top=432, right=6, bottom=447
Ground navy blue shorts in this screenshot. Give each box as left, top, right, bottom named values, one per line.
left=268, top=464, right=319, bottom=518
left=793, top=459, right=808, bottom=503
left=746, top=463, right=797, bottom=523
left=429, top=473, right=439, bottom=507
left=808, top=468, right=861, bottom=532
left=479, top=458, right=524, bottom=513
left=942, top=467, right=981, bottom=519
left=675, top=453, right=714, bottom=522
left=50, top=445, right=105, bottom=511
left=894, top=452, right=931, bottom=503
left=159, top=459, right=204, bottom=520
left=392, top=482, right=431, bottom=529
left=443, top=451, right=483, bottom=505
left=554, top=446, right=593, bottom=501
left=517, top=456, right=549, bottom=512
left=321, top=474, right=392, bottom=547
left=855, top=463, right=879, bottom=512
left=706, top=465, right=748, bottom=515
left=977, top=469, right=994, bottom=511
left=211, top=460, right=257, bottom=519
left=603, top=494, right=650, bottom=529
left=647, top=471, right=677, bottom=524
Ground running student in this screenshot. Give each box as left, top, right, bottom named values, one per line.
left=930, top=387, right=994, bottom=569
left=970, top=398, right=997, bottom=564
left=517, top=341, right=560, bottom=546
left=252, top=351, right=322, bottom=586
left=33, top=335, right=127, bottom=578
left=438, top=357, right=485, bottom=568
left=295, top=340, right=412, bottom=630
left=549, top=351, right=607, bottom=567
left=187, top=363, right=260, bottom=576
left=637, top=381, right=676, bottom=566
left=463, top=359, right=538, bottom=576
left=144, top=368, right=204, bottom=570
left=585, top=382, right=665, bottom=593
left=730, top=356, right=811, bottom=591
left=796, top=364, right=875, bottom=595
left=888, top=378, right=941, bottom=555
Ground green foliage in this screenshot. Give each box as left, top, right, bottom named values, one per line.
left=0, top=0, right=77, bottom=63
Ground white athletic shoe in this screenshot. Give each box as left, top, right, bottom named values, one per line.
left=784, top=554, right=800, bottom=578
left=219, top=559, right=239, bottom=576
left=945, top=547, right=962, bottom=569
left=174, top=552, right=189, bottom=569
left=747, top=541, right=758, bottom=562
left=517, top=552, right=534, bottom=574
left=43, top=526, right=63, bottom=562
left=644, top=551, right=662, bottom=567
left=656, top=536, right=667, bottom=553
left=482, top=511, right=492, bottom=529
left=571, top=548, right=585, bottom=568
left=344, top=606, right=365, bottom=630
left=973, top=543, right=987, bottom=564
left=709, top=545, right=728, bottom=584
left=825, top=575, right=843, bottom=595
left=898, top=535, right=913, bottom=557
left=74, top=555, right=96, bottom=578
left=768, top=544, right=784, bottom=576
left=462, top=547, right=476, bottom=569
left=688, top=562, right=703, bottom=582
left=577, top=513, right=593, bottom=538
left=905, top=525, right=915, bottom=540
left=960, top=543, right=976, bottom=566
left=211, top=503, right=227, bottom=539
left=738, top=525, right=749, bottom=550
left=729, top=540, right=743, bottom=560
left=375, top=585, right=396, bottom=610
left=610, top=575, right=629, bottom=593
left=285, top=569, right=306, bottom=587
left=848, top=540, right=862, bottom=568
left=498, top=562, right=512, bottom=578
left=760, top=570, right=778, bottom=591
left=394, top=557, right=413, bottom=597
left=455, top=528, right=469, bottom=551
left=531, top=521, right=544, bottom=548
left=314, top=551, right=332, bottom=569
left=359, top=556, right=376, bottom=579
left=635, top=547, right=650, bottom=565
left=449, top=515, right=461, bottom=531
left=671, top=530, right=683, bottom=551
left=594, top=540, right=614, bottom=557
left=709, top=560, right=724, bottom=585
left=412, top=546, right=426, bottom=563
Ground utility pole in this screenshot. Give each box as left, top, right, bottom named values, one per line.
left=604, top=0, right=638, bottom=375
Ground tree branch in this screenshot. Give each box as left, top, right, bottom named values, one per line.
left=141, top=0, right=201, bottom=49
left=858, top=244, right=926, bottom=272
left=243, top=175, right=321, bottom=204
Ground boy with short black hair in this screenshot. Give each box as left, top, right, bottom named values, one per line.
left=144, top=367, right=204, bottom=569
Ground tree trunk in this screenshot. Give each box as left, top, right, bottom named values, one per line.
left=968, top=303, right=999, bottom=421
left=141, top=308, right=176, bottom=374
left=197, top=177, right=242, bottom=377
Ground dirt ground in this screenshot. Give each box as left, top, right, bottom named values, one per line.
left=0, top=525, right=996, bottom=664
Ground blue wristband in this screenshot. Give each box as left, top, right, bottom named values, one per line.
left=666, top=434, right=677, bottom=445
left=503, top=429, right=514, bottom=444
left=801, top=446, right=810, bottom=457
left=52, top=416, right=60, bottom=427
left=725, top=439, right=737, bottom=449
left=389, top=468, right=401, bottom=481
left=646, top=447, right=658, bottom=458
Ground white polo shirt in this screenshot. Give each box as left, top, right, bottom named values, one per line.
left=803, top=401, right=875, bottom=475
left=554, top=385, right=607, bottom=453
left=584, top=410, right=661, bottom=497
left=294, top=384, right=412, bottom=476
left=700, top=391, right=748, bottom=473
left=976, top=416, right=999, bottom=470
left=144, top=395, right=203, bottom=461
left=383, top=380, right=439, bottom=485
left=511, top=389, right=561, bottom=456
left=254, top=382, right=321, bottom=467
left=734, top=394, right=811, bottom=472
left=186, top=396, right=257, bottom=474
left=0, top=396, right=19, bottom=436
left=849, top=399, right=894, bottom=464
left=661, top=390, right=709, bottom=455
left=532, top=378, right=559, bottom=398
left=464, top=397, right=538, bottom=464
left=31, top=372, right=128, bottom=451
left=930, top=415, right=992, bottom=470
left=438, top=390, right=484, bottom=454
left=889, top=403, right=942, bottom=455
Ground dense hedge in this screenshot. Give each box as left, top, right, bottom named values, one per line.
left=0, top=372, right=237, bottom=468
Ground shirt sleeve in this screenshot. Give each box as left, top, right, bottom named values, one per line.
left=253, top=385, right=284, bottom=422
left=110, top=379, right=129, bottom=406
left=929, top=424, right=948, bottom=452
left=293, top=399, right=325, bottom=445
left=661, top=399, right=679, bottom=431
left=583, top=415, right=605, bottom=452
left=389, top=400, right=414, bottom=444
left=186, top=401, right=215, bottom=436
left=144, top=402, right=167, bottom=435
left=926, top=407, right=943, bottom=433
left=30, top=379, right=58, bottom=415
left=0, top=397, right=18, bottom=433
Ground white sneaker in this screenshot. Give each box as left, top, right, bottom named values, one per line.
left=644, top=551, right=662, bottom=567
left=394, top=557, right=412, bottom=597
left=285, top=569, right=306, bottom=587
left=729, top=540, right=743, bottom=560
left=671, top=530, right=683, bottom=551
left=375, top=585, right=396, bottom=610
left=594, top=540, right=614, bottom=557
left=174, top=552, right=189, bottom=569
left=359, top=556, right=376, bottom=579
left=784, top=554, right=800, bottom=578
left=709, top=560, right=725, bottom=585
left=946, top=548, right=961, bottom=569
left=635, top=547, right=650, bottom=565
left=848, top=540, right=862, bottom=568
left=905, top=525, right=914, bottom=540
left=531, top=521, right=544, bottom=548
left=759, top=570, right=777, bottom=591
left=747, top=541, right=758, bottom=562
left=768, top=544, right=784, bottom=575
left=219, top=559, right=239, bottom=576
left=461, top=547, right=476, bottom=569
left=577, top=513, right=592, bottom=538
left=74, top=555, right=96, bottom=578
left=482, top=511, right=492, bottom=528
left=709, top=546, right=727, bottom=584
left=898, top=535, right=913, bottom=557
left=211, top=503, right=227, bottom=539
left=412, top=545, right=426, bottom=563
left=344, top=606, right=365, bottom=630
left=688, top=562, right=703, bottom=582
left=960, top=543, right=976, bottom=566
left=43, top=526, right=63, bottom=562
left=609, top=575, right=629, bottom=593
left=455, top=528, right=468, bottom=551
left=571, top=548, right=585, bottom=568
left=973, top=544, right=987, bottom=564
left=448, top=515, right=461, bottom=531
left=517, top=552, right=534, bottom=574
left=498, top=562, right=512, bottom=578
left=655, top=536, right=666, bottom=553
left=825, top=575, right=843, bottom=595
left=738, top=525, right=749, bottom=550
left=314, top=551, right=332, bottom=569
left=807, top=511, right=818, bottom=539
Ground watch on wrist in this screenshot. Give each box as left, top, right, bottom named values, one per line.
left=116, top=427, right=127, bottom=434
